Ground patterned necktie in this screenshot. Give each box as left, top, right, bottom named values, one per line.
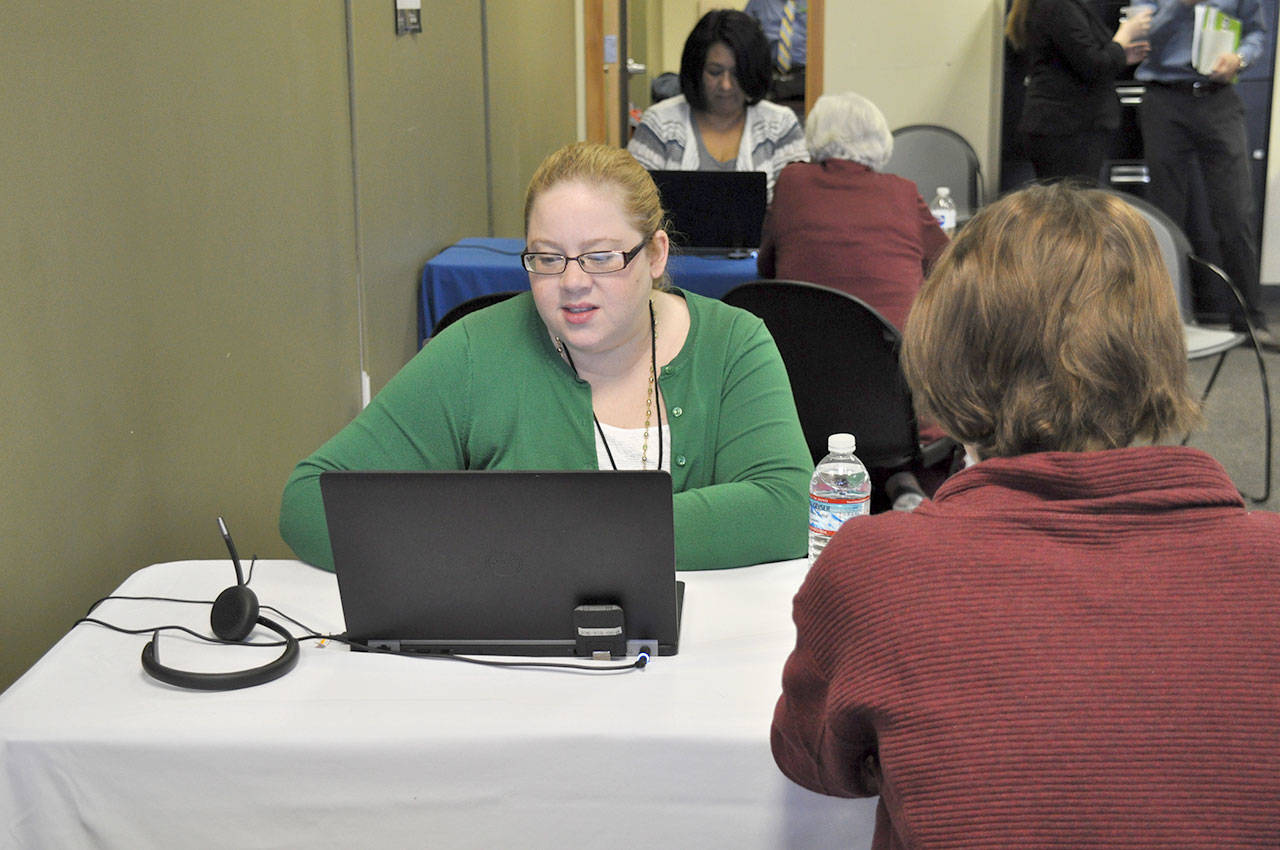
left=777, top=0, right=796, bottom=72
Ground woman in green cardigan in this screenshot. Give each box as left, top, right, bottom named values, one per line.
left=280, top=141, right=811, bottom=571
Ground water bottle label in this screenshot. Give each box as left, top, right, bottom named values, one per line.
left=808, top=493, right=870, bottom=538
left=934, top=209, right=956, bottom=231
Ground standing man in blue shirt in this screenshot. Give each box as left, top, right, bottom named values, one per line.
left=1135, top=0, right=1276, bottom=349
left=745, top=0, right=807, bottom=108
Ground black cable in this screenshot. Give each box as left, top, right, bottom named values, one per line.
left=652, top=300, right=664, bottom=471
left=310, top=632, right=649, bottom=672
left=74, top=618, right=297, bottom=648
left=259, top=604, right=323, bottom=636
left=77, top=610, right=650, bottom=673
left=560, top=300, right=663, bottom=473
left=84, top=594, right=213, bottom=616
left=81, top=555, right=261, bottom=618
left=457, top=243, right=523, bottom=256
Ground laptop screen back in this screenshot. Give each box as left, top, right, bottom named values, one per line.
left=320, top=470, right=682, bottom=656
left=648, top=170, right=767, bottom=254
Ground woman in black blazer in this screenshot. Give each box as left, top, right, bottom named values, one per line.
left=1006, top=0, right=1151, bottom=183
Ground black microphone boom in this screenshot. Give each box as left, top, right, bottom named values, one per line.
left=139, top=518, right=300, bottom=691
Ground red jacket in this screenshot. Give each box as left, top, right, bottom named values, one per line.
left=772, top=446, right=1280, bottom=848
left=757, top=159, right=949, bottom=331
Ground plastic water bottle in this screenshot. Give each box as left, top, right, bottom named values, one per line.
left=930, top=187, right=956, bottom=237
left=808, top=433, right=871, bottom=563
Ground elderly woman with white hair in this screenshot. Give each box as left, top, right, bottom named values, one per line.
left=756, top=92, right=948, bottom=331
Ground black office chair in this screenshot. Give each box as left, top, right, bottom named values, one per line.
left=1105, top=190, right=1271, bottom=503
left=429, top=291, right=521, bottom=339
left=883, top=124, right=984, bottom=226
left=722, top=280, right=962, bottom=512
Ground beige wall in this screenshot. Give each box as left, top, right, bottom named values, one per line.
left=0, top=1, right=544, bottom=691
left=349, top=5, right=491, bottom=390
left=822, top=0, right=1005, bottom=200
left=1, top=0, right=582, bottom=694
left=1263, top=83, right=1280, bottom=284
left=486, top=0, right=581, bottom=237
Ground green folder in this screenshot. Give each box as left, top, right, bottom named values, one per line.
left=1192, top=3, right=1242, bottom=76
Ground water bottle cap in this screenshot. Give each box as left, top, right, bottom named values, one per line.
left=827, top=433, right=856, bottom=453
left=936, top=186, right=950, bottom=197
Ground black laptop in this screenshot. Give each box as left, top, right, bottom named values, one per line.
left=648, top=169, right=767, bottom=256
left=320, top=470, right=683, bottom=657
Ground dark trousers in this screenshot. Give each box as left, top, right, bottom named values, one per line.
left=1140, top=83, right=1262, bottom=328
left=769, top=65, right=805, bottom=102
left=1023, top=129, right=1111, bottom=185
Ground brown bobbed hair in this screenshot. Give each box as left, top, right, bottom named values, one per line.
left=901, top=182, right=1201, bottom=460
left=523, top=141, right=670, bottom=290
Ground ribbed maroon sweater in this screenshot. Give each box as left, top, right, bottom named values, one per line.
left=772, top=447, right=1280, bottom=848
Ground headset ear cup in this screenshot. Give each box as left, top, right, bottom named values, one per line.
left=211, top=584, right=259, bottom=641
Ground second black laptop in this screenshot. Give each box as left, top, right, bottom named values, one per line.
left=648, top=169, right=767, bottom=256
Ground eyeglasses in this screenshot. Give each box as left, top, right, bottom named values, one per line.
left=521, top=238, right=649, bottom=275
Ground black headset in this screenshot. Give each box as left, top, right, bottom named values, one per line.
left=140, top=518, right=299, bottom=691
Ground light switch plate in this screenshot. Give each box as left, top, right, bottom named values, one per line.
left=395, top=0, right=422, bottom=35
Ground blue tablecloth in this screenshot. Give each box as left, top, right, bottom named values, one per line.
left=419, top=237, right=761, bottom=345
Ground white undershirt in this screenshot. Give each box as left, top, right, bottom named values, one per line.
left=594, top=422, right=672, bottom=472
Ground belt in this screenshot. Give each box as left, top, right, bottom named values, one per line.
left=1148, top=80, right=1228, bottom=98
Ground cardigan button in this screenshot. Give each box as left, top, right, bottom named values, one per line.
left=676, top=455, right=687, bottom=467
left=671, top=406, right=683, bottom=417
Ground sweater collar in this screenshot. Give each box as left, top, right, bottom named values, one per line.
left=931, top=446, right=1245, bottom=513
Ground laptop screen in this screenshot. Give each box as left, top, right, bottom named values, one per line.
left=648, top=170, right=767, bottom=254
left=320, top=470, right=683, bottom=657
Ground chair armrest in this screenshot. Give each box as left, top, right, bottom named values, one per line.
left=920, top=435, right=962, bottom=470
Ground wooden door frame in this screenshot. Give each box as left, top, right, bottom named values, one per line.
left=806, top=0, right=823, bottom=108
left=585, top=1, right=606, bottom=142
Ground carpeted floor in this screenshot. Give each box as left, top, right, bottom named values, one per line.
left=1183, top=285, right=1279, bottom=511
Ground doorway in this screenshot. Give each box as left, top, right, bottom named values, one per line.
left=584, top=0, right=824, bottom=148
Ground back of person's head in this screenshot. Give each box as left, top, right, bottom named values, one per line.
left=522, top=141, right=670, bottom=288
left=805, top=92, right=893, bottom=170
left=902, top=182, right=1201, bottom=459
left=679, top=9, right=771, bottom=110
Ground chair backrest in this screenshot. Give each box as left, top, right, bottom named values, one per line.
left=1103, top=189, right=1195, bottom=323
left=430, top=291, right=520, bottom=338
left=883, top=124, right=984, bottom=222
left=721, top=280, right=921, bottom=473
left=650, top=71, right=680, bottom=103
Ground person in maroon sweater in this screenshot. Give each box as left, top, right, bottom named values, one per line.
left=771, top=182, right=1280, bottom=848
left=756, top=91, right=949, bottom=331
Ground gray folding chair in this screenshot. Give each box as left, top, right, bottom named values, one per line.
left=1107, top=190, right=1271, bottom=503
left=883, top=124, right=984, bottom=226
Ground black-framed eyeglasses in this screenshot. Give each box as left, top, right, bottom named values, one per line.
left=521, top=238, right=649, bottom=275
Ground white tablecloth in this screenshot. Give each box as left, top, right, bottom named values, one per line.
left=0, top=559, right=877, bottom=849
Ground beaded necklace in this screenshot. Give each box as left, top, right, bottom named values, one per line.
left=556, top=301, right=663, bottom=470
